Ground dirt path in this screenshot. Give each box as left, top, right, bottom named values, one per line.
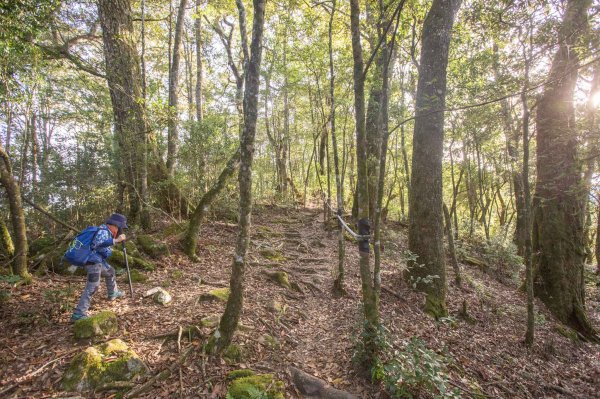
left=0, top=205, right=599, bottom=398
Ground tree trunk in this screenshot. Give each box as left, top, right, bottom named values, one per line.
left=183, top=149, right=240, bottom=259
left=0, top=216, right=15, bottom=260
left=98, top=0, right=148, bottom=225
left=328, top=0, right=345, bottom=296
left=443, top=203, right=461, bottom=286
left=215, top=0, right=266, bottom=353
left=406, top=0, right=460, bottom=319
left=0, top=146, right=30, bottom=281
left=532, top=0, right=597, bottom=341
left=350, top=0, right=379, bottom=369
left=195, top=0, right=203, bottom=123
left=166, top=0, right=188, bottom=175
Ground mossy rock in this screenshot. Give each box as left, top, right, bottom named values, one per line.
left=125, top=269, right=147, bottom=283
left=201, top=314, right=220, bottom=328
left=265, top=271, right=291, bottom=290
left=123, top=240, right=141, bottom=258
left=199, top=288, right=230, bottom=302
left=73, top=311, right=118, bottom=339
left=254, top=226, right=283, bottom=239
left=227, top=373, right=285, bottom=399
left=223, top=344, right=242, bottom=363
left=109, top=249, right=155, bottom=271
left=61, top=338, right=146, bottom=392
left=227, top=369, right=255, bottom=380
left=259, top=248, right=286, bottom=262
left=160, top=222, right=188, bottom=239
left=170, top=269, right=184, bottom=280
left=136, top=234, right=170, bottom=258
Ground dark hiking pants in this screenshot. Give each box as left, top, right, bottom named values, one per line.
left=74, top=263, right=117, bottom=316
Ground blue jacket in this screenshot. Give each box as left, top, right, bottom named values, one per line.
left=88, top=224, right=114, bottom=265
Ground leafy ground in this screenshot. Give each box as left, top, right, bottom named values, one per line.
left=0, top=205, right=599, bottom=398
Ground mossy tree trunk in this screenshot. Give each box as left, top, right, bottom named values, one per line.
left=215, top=0, right=266, bottom=353
left=350, top=0, right=379, bottom=369
left=406, top=0, right=460, bottom=318
left=532, top=0, right=598, bottom=341
left=0, top=216, right=15, bottom=260
left=183, top=149, right=240, bottom=259
left=0, top=146, right=30, bottom=280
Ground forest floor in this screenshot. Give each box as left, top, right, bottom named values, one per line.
left=0, top=204, right=599, bottom=398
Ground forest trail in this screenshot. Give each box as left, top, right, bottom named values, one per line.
left=0, top=205, right=599, bottom=398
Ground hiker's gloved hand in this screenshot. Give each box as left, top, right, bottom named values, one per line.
left=114, top=234, right=126, bottom=243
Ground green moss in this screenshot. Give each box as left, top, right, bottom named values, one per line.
left=254, top=226, right=283, bottom=238
left=227, top=374, right=285, bottom=399
left=160, top=222, right=187, bottom=239
left=259, top=248, right=286, bottom=262
left=109, top=249, right=156, bottom=271
left=125, top=269, right=147, bottom=283
left=73, top=311, right=118, bottom=339
left=424, top=295, right=448, bottom=320
left=123, top=241, right=141, bottom=258
left=136, top=234, right=170, bottom=258
left=223, top=344, right=242, bottom=363
left=170, top=270, right=184, bottom=280
left=555, top=324, right=579, bottom=342
left=227, top=369, right=255, bottom=380
left=266, top=272, right=291, bottom=289
left=258, top=334, right=280, bottom=350
left=200, top=288, right=230, bottom=302
left=201, top=314, right=220, bottom=328
left=61, top=339, right=146, bottom=392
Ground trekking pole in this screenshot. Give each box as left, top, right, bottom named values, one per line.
left=122, top=242, right=134, bottom=298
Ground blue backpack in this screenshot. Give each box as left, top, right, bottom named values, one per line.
left=63, top=226, right=107, bottom=266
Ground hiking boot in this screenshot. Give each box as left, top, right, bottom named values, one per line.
left=71, top=313, right=88, bottom=323
left=108, top=290, right=124, bottom=301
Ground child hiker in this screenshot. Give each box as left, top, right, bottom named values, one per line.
left=68, top=213, right=128, bottom=322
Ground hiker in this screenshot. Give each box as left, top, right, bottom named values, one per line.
left=69, top=213, right=128, bottom=322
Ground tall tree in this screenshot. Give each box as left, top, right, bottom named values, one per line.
left=350, top=0, right=379, bottom=368
left=0, top=145, right=30, bottom=281
left=166, top=0, right=189, bottom=175
left=214, top=0, right=266, bottom=352
left=532, top=0, right=597, bottom=340
left=97, top=0, right=148, bottom=226
left=406, top=0, right=461, bottom=318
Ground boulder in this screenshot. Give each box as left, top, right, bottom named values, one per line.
left=136, top=234, right=170, bottom=258
left=227, top=372, right=285, bottom=399
left=61, top=339, right=146, bottom=392
left=73, top=311, right=118, bottom=339
left=109, top=249, right=156, bottom=271
left=153, top=289, right=172, bottom=305
left=265, top=271, right=291, bottom=290
left=259, top=248, right=285, bottom=262
left=199, top=288, right=230, bottom=302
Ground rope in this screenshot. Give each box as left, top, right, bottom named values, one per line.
left=319, top=193, right=371, bottom=241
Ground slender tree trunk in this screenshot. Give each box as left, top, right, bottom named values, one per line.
left=532, top=0, right=597, bottom=341
left=195, top=0, right=203, bottom=123
left=166, top=0, right=188, bottom=175
left=139, top=0, right=150, bottom=230
left=443, top=202, right=461, bottom=286
left=215, top=0, right=266, bottom=352
left=407, top=0, right=461, bottom=318
left=329, top=0, right=345, bottom=295
left=0, top=146, right=30, bottom=281
left=0, top=216, right=14, bottom=260
left=183, top=149, right=240, bottom=259
left=350, top=0, right=379, bottom=369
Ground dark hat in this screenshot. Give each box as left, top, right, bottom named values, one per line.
left=106, top=213, right=129, bottom=230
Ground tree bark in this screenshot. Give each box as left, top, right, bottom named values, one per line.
left=166, top=0, right=188, bottom=175
left=215, top=0, right=266, bottom=352
left=350, top=0, right=379, bottom=369
left=97, top=0, right=148, bottom=225
left=0, top=146, right=30, bottom=281
left=532, top=0, right=597, bottom=341
left=195, top=0, right=203, bottom=123
left=406, top=0, right=460, bottom=318
left=183, top=149, right=240, bottom=259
